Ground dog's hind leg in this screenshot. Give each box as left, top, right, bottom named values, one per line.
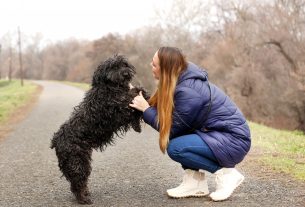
left=60, top=148, right=93, bottom=205
left=71, top=178, right=92, bottom=205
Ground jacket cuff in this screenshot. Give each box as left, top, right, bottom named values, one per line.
left=143, top=106, right=159, bottom=130
left=143, top=106, right=157, bottom=124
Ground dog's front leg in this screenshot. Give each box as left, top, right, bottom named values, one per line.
left=130, top=110, right=143, bottom=133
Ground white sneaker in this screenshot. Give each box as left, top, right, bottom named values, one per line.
left=210, top=168, right=244, bottom=201
left=167, top=169, right=209, bottom=198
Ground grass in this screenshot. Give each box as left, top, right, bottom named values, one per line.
left=250, top=121, right=305, bottom=181
left=0, top=80, right=38, bottom=124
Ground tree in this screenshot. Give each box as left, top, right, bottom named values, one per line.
left=203, top=0, right=305, bottom=131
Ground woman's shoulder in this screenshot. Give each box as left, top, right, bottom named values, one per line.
left=177, top=62, right=207, bottom=84
left=176, top=65, right=209, bottom=93
left=174, top=80, right=210, bottom=105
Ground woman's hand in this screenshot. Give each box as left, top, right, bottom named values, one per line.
left=129, top=91, right=150, bottom=112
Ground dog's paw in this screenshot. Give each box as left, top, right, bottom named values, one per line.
left=77, top=196, right=93, bottom=205
left=130, top=86, right=150, bottom=100
left=132, top=122, right=142, bottom=133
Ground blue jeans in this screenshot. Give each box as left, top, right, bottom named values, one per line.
left=167, top=134, right=221, bottom=173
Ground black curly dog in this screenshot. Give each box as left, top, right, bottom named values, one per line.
left=51, top=55, right=148, bottom=204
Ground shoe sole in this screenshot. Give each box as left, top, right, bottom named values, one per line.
left=167, top=191, right=209, bottom=198
left=210, top=176, right=245, bottom=201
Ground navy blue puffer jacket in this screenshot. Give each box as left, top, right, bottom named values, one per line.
left=143, top=62, right=251, bottom=167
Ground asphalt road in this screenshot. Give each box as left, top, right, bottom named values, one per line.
left=0, top=80, right=304, bottom=207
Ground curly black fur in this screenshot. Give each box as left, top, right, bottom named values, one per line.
left=50, top=55, right=149, bottom=205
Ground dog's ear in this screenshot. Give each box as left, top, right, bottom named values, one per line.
left=91, top=63, right=105, bottom=87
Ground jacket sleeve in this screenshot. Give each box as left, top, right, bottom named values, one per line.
left=143, top=106, right=159, bottom=131
left=143, top=86, right=206, bottom=138
left=170, top=86, right=204, bottom=138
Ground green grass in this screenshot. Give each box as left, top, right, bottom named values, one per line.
left=62, top=81, right=90, bottom=91
left=250, top=121, right=305, bottom=180
left=0, top=80, right=38, bottom=124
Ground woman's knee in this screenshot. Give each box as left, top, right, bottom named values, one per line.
left=167, top=140, right=182, bottom=161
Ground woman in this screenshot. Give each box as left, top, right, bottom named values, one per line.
left=129, top=47, right=251, bottom=201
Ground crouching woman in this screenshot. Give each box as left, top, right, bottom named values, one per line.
left=130, top=46, right=251, bottom=201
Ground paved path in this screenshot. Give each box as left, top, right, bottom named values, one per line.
left=0, top=81, right=304, bottom=207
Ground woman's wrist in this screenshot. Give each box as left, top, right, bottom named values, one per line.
left=143, top=105, right=150, bottom=112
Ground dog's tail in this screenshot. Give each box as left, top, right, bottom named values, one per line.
left=50, top=127, right=63, bottom=149
left=51, top=122, right=68, bottom=149
left=50, top=133, right=58, bottom=149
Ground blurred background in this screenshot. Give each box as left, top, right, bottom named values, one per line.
left=0, top=0, right=304, bottom=132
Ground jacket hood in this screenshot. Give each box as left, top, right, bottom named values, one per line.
left=178, top=62, right=208, bottom=84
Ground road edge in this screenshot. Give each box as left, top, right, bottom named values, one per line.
left=0, top=82, right=43, bottom=142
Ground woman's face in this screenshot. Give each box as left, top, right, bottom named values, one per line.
left=150, top=51, right=161, bottom=80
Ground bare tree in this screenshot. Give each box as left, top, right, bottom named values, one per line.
left=18, top=26, right=24, bottom=86
left=8, top=46, right=13, bottom=81
left=7, top=0, right=303, bottom=131
left=204, top=0, right=305, bottom=131
left=23, top=33, right=44, bottom=79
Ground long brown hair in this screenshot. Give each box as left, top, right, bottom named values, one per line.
left=149, top=47, right=187, bottom=153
